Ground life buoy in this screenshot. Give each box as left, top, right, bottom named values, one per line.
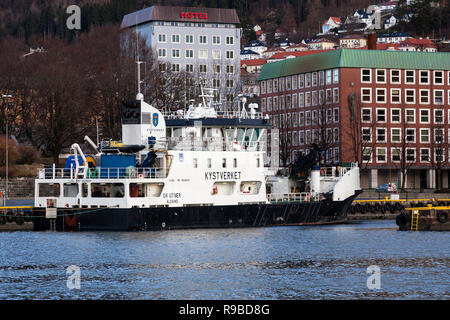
left=212, top=187, right=218, bottom=195
left=320, top=168, right=326, bottom=176
left=305, top=195, right=311, bottom=203
left=437, top=211, right=449, bottom=223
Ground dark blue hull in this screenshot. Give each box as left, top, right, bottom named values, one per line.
left=32, top=193, right=359, bottom=231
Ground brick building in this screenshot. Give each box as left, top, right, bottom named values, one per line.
left=258, top=49, right=450, bottom=189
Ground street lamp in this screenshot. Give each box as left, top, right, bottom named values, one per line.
left=2, top=94, right=12, bottom=200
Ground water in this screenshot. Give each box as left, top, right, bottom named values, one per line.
left=0, top=220, right=448, bottom=299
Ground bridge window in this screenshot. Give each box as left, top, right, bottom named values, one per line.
left=38, top=183, right=60, bottom=197
left=91, top=183, right=124, bottom=198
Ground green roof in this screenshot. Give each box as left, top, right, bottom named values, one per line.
left=258, top=49, right=450, bottom=81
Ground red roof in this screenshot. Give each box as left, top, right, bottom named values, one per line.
left=268, top=50, right=334, bottom=60
left=240, top=58, right=268, bottom=66
left=400, top=38, right=437, bottom=48
left=324, top=17, right=342, bottom=25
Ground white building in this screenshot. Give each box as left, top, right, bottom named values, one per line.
left=121, top=6, right=242, bottom=110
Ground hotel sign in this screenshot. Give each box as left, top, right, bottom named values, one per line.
left=180, top=12, right=208, bottom=19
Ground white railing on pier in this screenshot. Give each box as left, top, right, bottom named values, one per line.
left=267, top=192, right=319, bottom=203
left=38, top=167, right=166, bottom=180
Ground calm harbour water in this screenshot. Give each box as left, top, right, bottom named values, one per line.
left=0, top=220, right=448, bottom=300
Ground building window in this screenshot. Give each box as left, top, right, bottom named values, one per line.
left=376, top=148, right=387, bottom=163
left=435, top=128, right=444, bottom=143
left=391, top=69, right=401, bottom=84
left=292, top=76, right=298, bottom=90
left=226, top=50, right=234, bottom=59
left=172, top=49, right=180, bottom=58
left=185, top=49, right=194, bottom=58
left=405, top=109, right=415, bottom=123
left=261, top=98, right=266, bottom=112
left=326, top=70, right=332, bottom=85
left=298, top=74, right=304, bottom=88
left=361, top=88, right=372, bottom=103
left=419, top=89, right=430, bottom=104
left=376, top=69, right=386, bottom=83
left=212, top=50, right=221, bottom=60
left=362, top=148, right=372, bottom=162
left=172, top=34, right=180, bottom=43
left=292, top=93, right=298, bottom=108
left=390, top=109, right=401, bottom=123
left=172, top=63, right=180, bottom=72
left=312, top=72, right=317, bottom=87
left=158, top=34, right=166, bottom=43
left=325, top=89, right=332, bottom=104
left=362, top=128, right=372, bottom=142
left=199, top=64, right=207, bottom=73
left=299, top=93, right=304, bottom=107
left=420, top=109, right=430, bottom=124
left=420, top=128, right=430, bottom=143
left=391, top=128, right=401, bottom=143
left=434, top=90, right=444, bottom=105
left=406, top=128, right=416, bottom=143
left=419, top=70, right=429, bottom=84
left=420, top=148, right=430, bottom=162
left=391, top=88, right=401, bottom=104
left=391, top=148, right=401, bottom=162
left=199, top=35, right=207, bottom=44
left=306, top=92, right=311, bottom=107
left=226, top=79, right=234, bottom=88
left=199, top=50, right=208, bottom=59
left=376, top=108, right=386, bottom=123
left=273, top=79, right=278, bottom=93
left=185, top=34, right=194, bottom=44
left=212, top=35, right=221, bottom=44
left=213, top=79, right=220, bottom=88
left=405, top=89, right=415, bottom=104
left=333, top=69, right=339, bottom=83
left=434, top=109, right=444, bottom=124
left=299, top=112, right=304, bottom=126
left=226, top=36, right=234, bottom=45
left=158, top=63, right=166, bottom=72
left=273, top=96, right=278, bottom=111
left=267, top=97, right=272, bottom=111
left=334, top=127, right=339, bottom=142
left=376, top=88, right=386, bottom=103
left=305, top=73, right=311, bottom=87
left=299, top=131, right=305, bottom=144
left=306, top=111, right=311, bottom=126
left=434, top=71, right=443, bottom=85
left=334, top=108, right=339, bottom=123
left=334, top=148, right=340, bottom=162
left=286, top=76, right=292, bottom=90
left=312, top=91, right=318, bottom=106
left=333, top=88, right=339, bottom=103
left=361, top=69, right=371, bottom=83
left=435, top=148, right=445, bottom=162
left=405, top=70, right=415, bottom=84
left=376, top=128, right=386, bottom=142
left=406, top=148, right=416, bottom=162
left=362, top=108, right=372, bottom=122
left=185, top=64, right=194, bottom=73
left=158, top=48, right=166, bottom=57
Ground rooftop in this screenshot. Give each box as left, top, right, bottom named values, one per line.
left=121, top=5, right=240, bottom=28
left=258, top=49, right=450, bottom=80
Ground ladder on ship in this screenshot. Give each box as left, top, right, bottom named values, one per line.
left=411, top=210, right=420, bottom=231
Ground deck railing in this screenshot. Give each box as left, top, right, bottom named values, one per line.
left=267, top=192, right=319, bottom=203
left=162, top=110, right=266, bottom=120
left=38, top=166, right=166, bottom=180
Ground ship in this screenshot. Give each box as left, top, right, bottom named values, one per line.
left=30, top=86, right=362, bottom=231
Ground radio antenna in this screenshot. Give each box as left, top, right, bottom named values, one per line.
left=135, top=15, right=144, bottom=100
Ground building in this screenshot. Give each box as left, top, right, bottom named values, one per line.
left=241, top=68, right=259, bottom=97
left=240, top=58, right=267, bottom=74
left=322, top=17, right=342, bottom=34
left=308, top=38, right=338, bottom=50
left=240, top=49, right=260, bottom=60
left=384, top=14, right=398, bottom=29
left=261, top=47, right=286, bottom=58
left=267, top=50, right=333, bottom=63
left=258, top=49, right=450, bottom=189
left=377, top=32, right=411, bottom=44
left=398, top=38, right=438, bottom=52
left=285, top=43, right=308, bottom=52
left=243, top=40, right=267, bottom=55
left=121, top=6, right=241, bottom=110
left=339, top=35, right=368, bottom=48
